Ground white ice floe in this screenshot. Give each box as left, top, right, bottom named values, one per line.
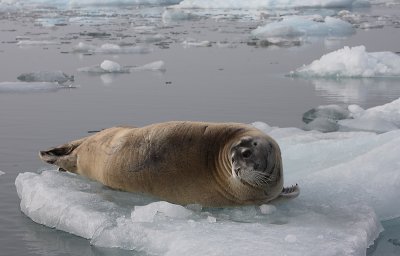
left=79, top=60, right=165, bottom=74
left=251, top=16, right=354, bottom=41
left=182, top=39, right=212, bottom=48
left=292, top=45, right=400, bottom=78
left=15, top=97, right=400, bottom=255
left=0, top=82, right=71, bottom=93
left=73, top=42, right=152, bottom=54
left=175, top=0, right=357, bottom=9
left=302, top=98, right=400, bottom=133
left=17, top=71, right=74, bottom=84
left=0, top=170, right=4, bottom=176
left=131, top=60, right=166, bottom=72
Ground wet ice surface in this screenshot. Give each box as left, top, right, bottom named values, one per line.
left=1, top=1, right=400, bottom=256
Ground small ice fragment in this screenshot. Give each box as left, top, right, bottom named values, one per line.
left=0, top=170, right=4, bottom=176
left=17, top=71, right=74, bottom=84
left=162, top=9, right=198, bottom=23
left=100, top=60, right=121, bottom=73
left=285, top=234, right=297, bottom=243
left=182, top=40, right=212, bottom=48
left=259, top=204, right=277, bottom=215
left=207, top=216, right=217, bottom=223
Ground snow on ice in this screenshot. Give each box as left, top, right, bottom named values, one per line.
left=291, top=45, right=400, bottom=78
left=15, top=97, right=400, bottom=255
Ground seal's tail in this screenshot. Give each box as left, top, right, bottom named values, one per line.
left=39, top=137, right=86, bottom=173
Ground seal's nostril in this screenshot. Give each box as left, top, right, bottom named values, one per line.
left=242, top=149, right=252, bottom=158
left=235, top=167, right=241, bottom=175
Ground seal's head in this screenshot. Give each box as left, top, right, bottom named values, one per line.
left=230, top=136, right=282, bottom=189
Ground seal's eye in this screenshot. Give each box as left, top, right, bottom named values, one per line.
left=242, top=149, right=252, bottom=158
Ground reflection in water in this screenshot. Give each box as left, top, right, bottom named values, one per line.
left=310, top=78, right=400, bottom=106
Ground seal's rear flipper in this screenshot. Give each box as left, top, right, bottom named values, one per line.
left=39, top=138, right=86, bottom=172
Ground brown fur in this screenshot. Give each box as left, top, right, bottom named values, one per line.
left=39, top=121, right=284, bottom=206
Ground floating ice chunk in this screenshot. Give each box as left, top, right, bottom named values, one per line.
left=78, top=60, right=130, bottom=73
left=292, top=46, right=400, bottom=78
left=303, top=105, right=350, bottom=124
left=182, top=39, right=212, bottom=48
left=132, top=201, right=192, bottom=223
left=162, top=9, right=198, bottom=23
left=100, top=60, right=122, bottom=73
left=73, top=42, right=152, bottom=54
left=131, top=60, right=166, bottom=72
left=17, top=71, right=74, bottom=84
left=0, top=170, right=4, bottom=176
left=176, top=0, right=357, bottom=9
left=302, top=105, right=349, bottom=132
left=17, top=40, right=60, bottom=46
left=251, top=16, right=355, bottom=40
left=0, top=82, right=71, bottom=93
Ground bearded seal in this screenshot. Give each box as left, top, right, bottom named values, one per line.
left=39, top=121, right=299, bottom=206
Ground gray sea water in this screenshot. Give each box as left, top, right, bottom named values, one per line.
left=0, top=3, right=399, bottom=256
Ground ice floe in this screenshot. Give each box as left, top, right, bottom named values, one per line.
left=182, top=39, right=212, bottom=48
left=0, top=82, right=72, bottom=93
left=175, top=0, right=358, bottom=9
left=79, top=60, right=166, bottom=74
left=17, top=71, right=74, bottom=84
left=251, top=16, right=355, bottom=43
left=0, top=170, right=4, bottom=176
left=291, top=46, right=400, bottom=78
left=73, top=42, right=152, bottom=55
left=17, top=40, right=60, bottom=46
left=15, top=96, right=400, bottom=255
left=78, top=60, right=130, bottom=73
left=131, top=60, right=166, bottom=72
left=302, top=98, right=400, bottom=133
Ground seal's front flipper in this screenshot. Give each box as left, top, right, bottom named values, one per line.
left=280, top=184, right=300, bottom=198
left=39, top=137, right=86, bottom=173
left=271, top=184, right=300, bottom=204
